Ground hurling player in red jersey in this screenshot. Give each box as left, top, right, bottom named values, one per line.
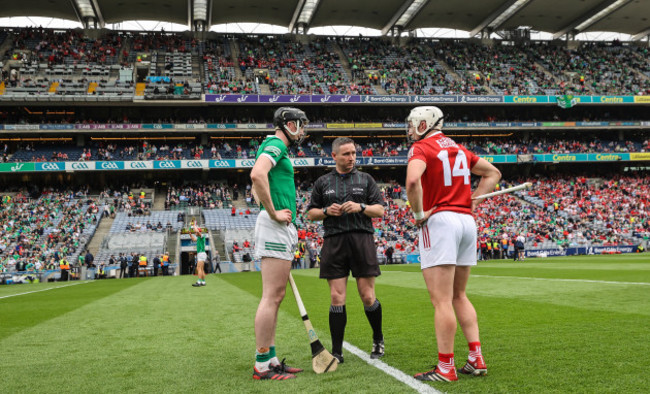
left=405, top=106, right=501, bottom=383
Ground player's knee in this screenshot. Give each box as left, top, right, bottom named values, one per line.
left=452, top=291, right=468, bottom=303
left=330, top=292, right=346, bottom=305
left=276, top=286, right=286, bottom=300
left=265, top=285, right=286, bottom=304
left=430, top=294, right=453, bottom=308
left=360, top=292, right=375, bottom=306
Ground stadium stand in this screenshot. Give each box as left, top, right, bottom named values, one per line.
left=0, top=190, right=103, bottom=274
left=5, top=30, right=650, bottom=98
left=5, top=135, right=648, bottom=163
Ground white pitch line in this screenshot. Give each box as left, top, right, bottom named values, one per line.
left=472, top=274, right=650, bottom=286
left=0, top=281, right=92, bottom=300
left=343, top=341, right=443, bottom=394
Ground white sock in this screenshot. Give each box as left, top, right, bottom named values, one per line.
left=255, top=360, right=271, bottom=371
left=438, top=358, right=454, bottom=373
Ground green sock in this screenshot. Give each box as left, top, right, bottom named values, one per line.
left=256, top=350, right=271, bottom=363
left=269, top=345, right=276, bottom=359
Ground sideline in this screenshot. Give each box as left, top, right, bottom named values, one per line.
left=471, top=274, right=650, bottom=286
left=343, top=341, right=443, bottom=394
left=0, top=281, right=93, bottom=300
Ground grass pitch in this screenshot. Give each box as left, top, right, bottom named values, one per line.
left=1, top=254, right=649, bottom=393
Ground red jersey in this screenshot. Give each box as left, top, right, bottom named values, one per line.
left=408, top=131, right=479, bottom=215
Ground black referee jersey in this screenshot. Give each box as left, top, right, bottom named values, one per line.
left=308, top=168, right=384, bottom=238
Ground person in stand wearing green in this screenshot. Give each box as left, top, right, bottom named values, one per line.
left=190, top=222, right=208, bottom=287
left=250, top=107, right=308, bottom=381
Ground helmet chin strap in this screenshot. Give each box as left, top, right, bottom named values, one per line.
left=281, top=123, right=300, bottom=146
left=417, top=127, right=435, bottom=141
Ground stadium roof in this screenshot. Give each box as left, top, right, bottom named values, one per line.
left=2, top=0, right=649, bottom=38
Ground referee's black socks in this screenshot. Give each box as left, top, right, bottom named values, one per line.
left=364, top=299, right=383, bottom=342
left=329, top=304, right=346, bottom=355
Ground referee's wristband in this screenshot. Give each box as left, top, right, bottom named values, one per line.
left=413, top=211, right=425, bottom=220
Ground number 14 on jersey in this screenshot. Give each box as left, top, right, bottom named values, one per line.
left=437, top=150, right=470, bottom=186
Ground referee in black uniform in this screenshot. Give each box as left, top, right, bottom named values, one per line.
left=307, top=137, right=385, bottom=363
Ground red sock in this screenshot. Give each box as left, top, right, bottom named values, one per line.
left=468, top=341, right=482, bottom=361
left=437, top=353, right=454, bottom=373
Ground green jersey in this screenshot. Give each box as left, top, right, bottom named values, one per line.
left=196, top=235, right=206, bottom=253
left=255, top=135, right=296, bottom=223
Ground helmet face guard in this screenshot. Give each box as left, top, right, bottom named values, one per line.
left=406, top=106, right=444, bottom=143
left=273, top=107, right=309, bottom=146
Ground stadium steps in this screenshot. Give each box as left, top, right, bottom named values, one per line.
left=192, top=54, right=202, bottom=80
left=166, top=230, right=179, bottom=269
left=373, top=84, right=388, bottom=95
left=135, top=82, right=146, bottom=96
left=563, top=71, right=596, bottom=94
left=472, top=72, right=497, bottom=94
left=329, top=39, right=357, bottom=83
left=330, top=39, right=350, bottom=69
left=153, top=192, right=166, bottom=210
left=632, top=68, right=650, bottom=82
left=118, top=36, right=131, bottom=65
left=534, top=61, right=563, bottom=86
left=258, top=83, right=271, bottom=94
left=87, top=82, right=98, bottom=94
left=48, top=81, right=59, bottom=93
left=418, top=44, right=462, bottom=82
left=229, top=38, right=244, bottom=81
left=231, top=197, right=248, bottom=210
left=212, top=230, right=226, bottom=260
left=0, top=33, right=14, bottom=59
left=86, top=214, right=115, bottom=256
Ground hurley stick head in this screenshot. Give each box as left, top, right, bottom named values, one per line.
left=311, top=340, right=338, bottom=374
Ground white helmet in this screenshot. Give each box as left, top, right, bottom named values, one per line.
left=406, top=106, right=444, bottom=142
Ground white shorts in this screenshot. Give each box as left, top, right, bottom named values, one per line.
left=254, top=210, right=297, bottom=261
left=197, top=252, right=207, bottom=262
left=419, top=211, right=477, bottom=269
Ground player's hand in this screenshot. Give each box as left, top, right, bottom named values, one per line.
left=414, top=208, right=435, bottom=227
left=341, top=201, right=361, bottom=214
left=326, top=203, right=343, bottom=216
left=471, top=199, right=481, bottom=213
left=272, top=209, right=292, bottom=224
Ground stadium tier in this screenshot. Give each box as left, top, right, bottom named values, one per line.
left=2, top=29, right=650, bottom=99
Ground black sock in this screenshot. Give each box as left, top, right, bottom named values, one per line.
left=364, top=299, right=383, bottom=342
left=329, top=304, right=346, bottom=355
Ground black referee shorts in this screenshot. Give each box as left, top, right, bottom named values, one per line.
left=319, top=232, right=380, bottom=279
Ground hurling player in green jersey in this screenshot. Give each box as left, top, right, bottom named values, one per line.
left=190, top=222, right=208, bottom=287
left=250, top=107, right=308, bottom=380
